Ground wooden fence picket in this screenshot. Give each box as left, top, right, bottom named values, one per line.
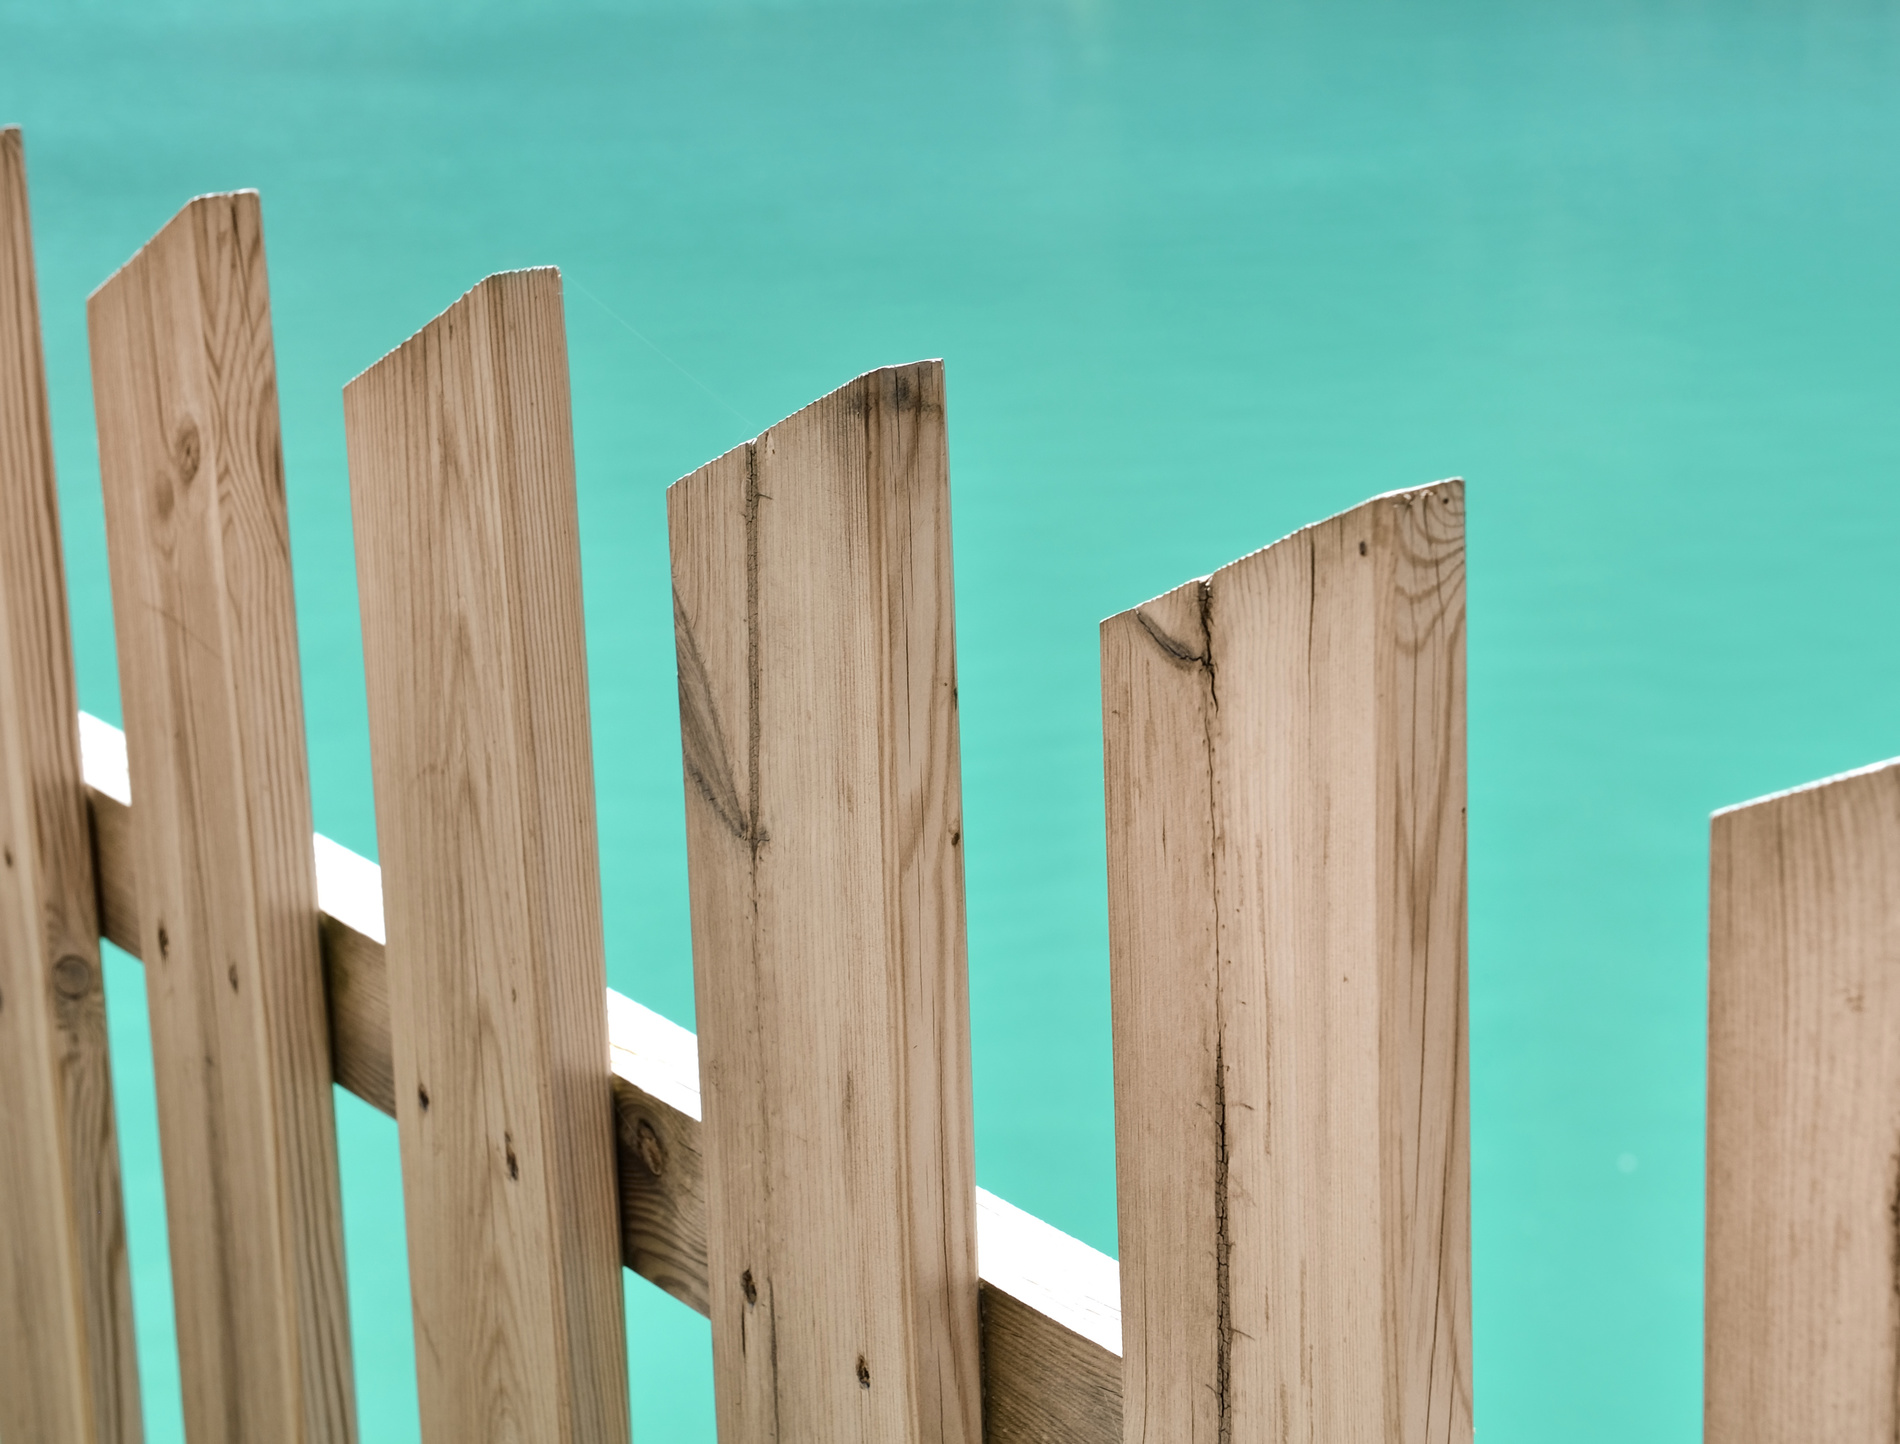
left=667, top=361, right=984, bottom=1443
left=87, top=190, right=355, bottom=1444
left=0, top=124, right=143, bottom=1444
left=1705, top=761, right=1900, bottom=1441
left=343, top=268, right=631, bottom=1444
left=1101, top=483, right=1471, bottom=1443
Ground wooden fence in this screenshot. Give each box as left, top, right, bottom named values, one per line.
left=0, top=124, right=1879, bottom=1444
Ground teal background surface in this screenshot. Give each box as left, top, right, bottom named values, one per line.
left=4, top=1, right=1899, bottom=1438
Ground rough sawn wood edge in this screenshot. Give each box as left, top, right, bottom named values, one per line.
left=75, top=712, right=1123, bottom=1444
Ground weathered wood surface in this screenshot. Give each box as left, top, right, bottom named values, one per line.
left=668, top=361, right=983, bottom=1444
left=81, top=708, right=1123, bottom=1441
left=88, top=191, right=356, bottom=1444
left=344, top=268, right=631, bottom=1444
left=0, top=124, right=143, bottom=1444
left=1102, top=483, right=1470, bottom=1444
left=1706, top=760, right=1900, bottom=1443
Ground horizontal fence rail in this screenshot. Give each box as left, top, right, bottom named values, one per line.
left=73, top=711, right=1127, bottom=1443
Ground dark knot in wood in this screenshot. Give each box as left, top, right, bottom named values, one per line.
left=634, top=1118, right=666, bottom=1178
left=52, top=954, right=93, bottom=1000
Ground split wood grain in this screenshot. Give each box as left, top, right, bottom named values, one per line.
left=344, top=268, right=631, bottom=1444
left=1102, top=483, right=1470, bottom=1444
left=79, top=708, right=1124, bottom=1442
left=668, top=361, right=983, bottom=1444
left=0, top=125, right=143, bottom=1444
left=88, top=191, right=355, bottom=1444
left=1706, top=760, right=1900, bottom=1443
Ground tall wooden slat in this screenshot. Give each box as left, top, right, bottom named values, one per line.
left=88, top=191, right=355, bottom=1444
left=0, top=124, right=143, bottom=1444
left=1102, top=483, right=1470, bottom=1444
left=668, top=361, right=983, bottom=1443
left=1706, top=760, right=1900, bottom=1442
left=343, top=269, right=630, bottom=1444
left=975, top=1190, right=1121, bottom=1444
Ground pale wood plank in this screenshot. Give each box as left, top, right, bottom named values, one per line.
left=343, top=268, right=630, bottom=1444
left=0, top=124, right=143, bottom=1444
left=88, top=190, right=355, bottom=1444
left=1102, top=483, right=1470, bottom=1444
left=668, top=361, right=983, bottom=1443
left=1706, top=759, right=1900, bottom=1443
left=80, top=708, right=1124, bottom=1441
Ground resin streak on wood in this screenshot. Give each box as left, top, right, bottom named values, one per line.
left=1103, top=483, right=1470, bottom=1444
left=668, top=362, right=983, bottom=1443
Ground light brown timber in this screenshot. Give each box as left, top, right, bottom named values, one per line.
left=0, top=124, right=143, bottom=1444
left=1102, top=483, right=1470, bottom=1444
left=87, top=191, right=356, bottom=1444
left=1705, top=760, right=1900, bottom=1443
left=81, top=706, right=1123, bottom=1442
left=667, top=361, right=983, bottom=1444
left=343, top=269, right=631, bottom=1444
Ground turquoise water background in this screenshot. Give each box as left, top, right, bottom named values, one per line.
left=5, top=1, right=1899, bottom=1438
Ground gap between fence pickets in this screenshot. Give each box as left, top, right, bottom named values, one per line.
left=74, top=711, right=1122, bottom=1361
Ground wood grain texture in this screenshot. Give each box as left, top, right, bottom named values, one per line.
left=0, top=125, right=143, bottom=1444
left=88, top=190, right=355, bottom=1444
left=1102, top=483, right=1470, bottom=1444
left=668, top=361, right=983, bottom=1444
left=1706, top=759, right=1900, bottom=1444
left=344, top=268, right=630, bottom=1444
left=79, top=709, right=1125, bottom=1442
